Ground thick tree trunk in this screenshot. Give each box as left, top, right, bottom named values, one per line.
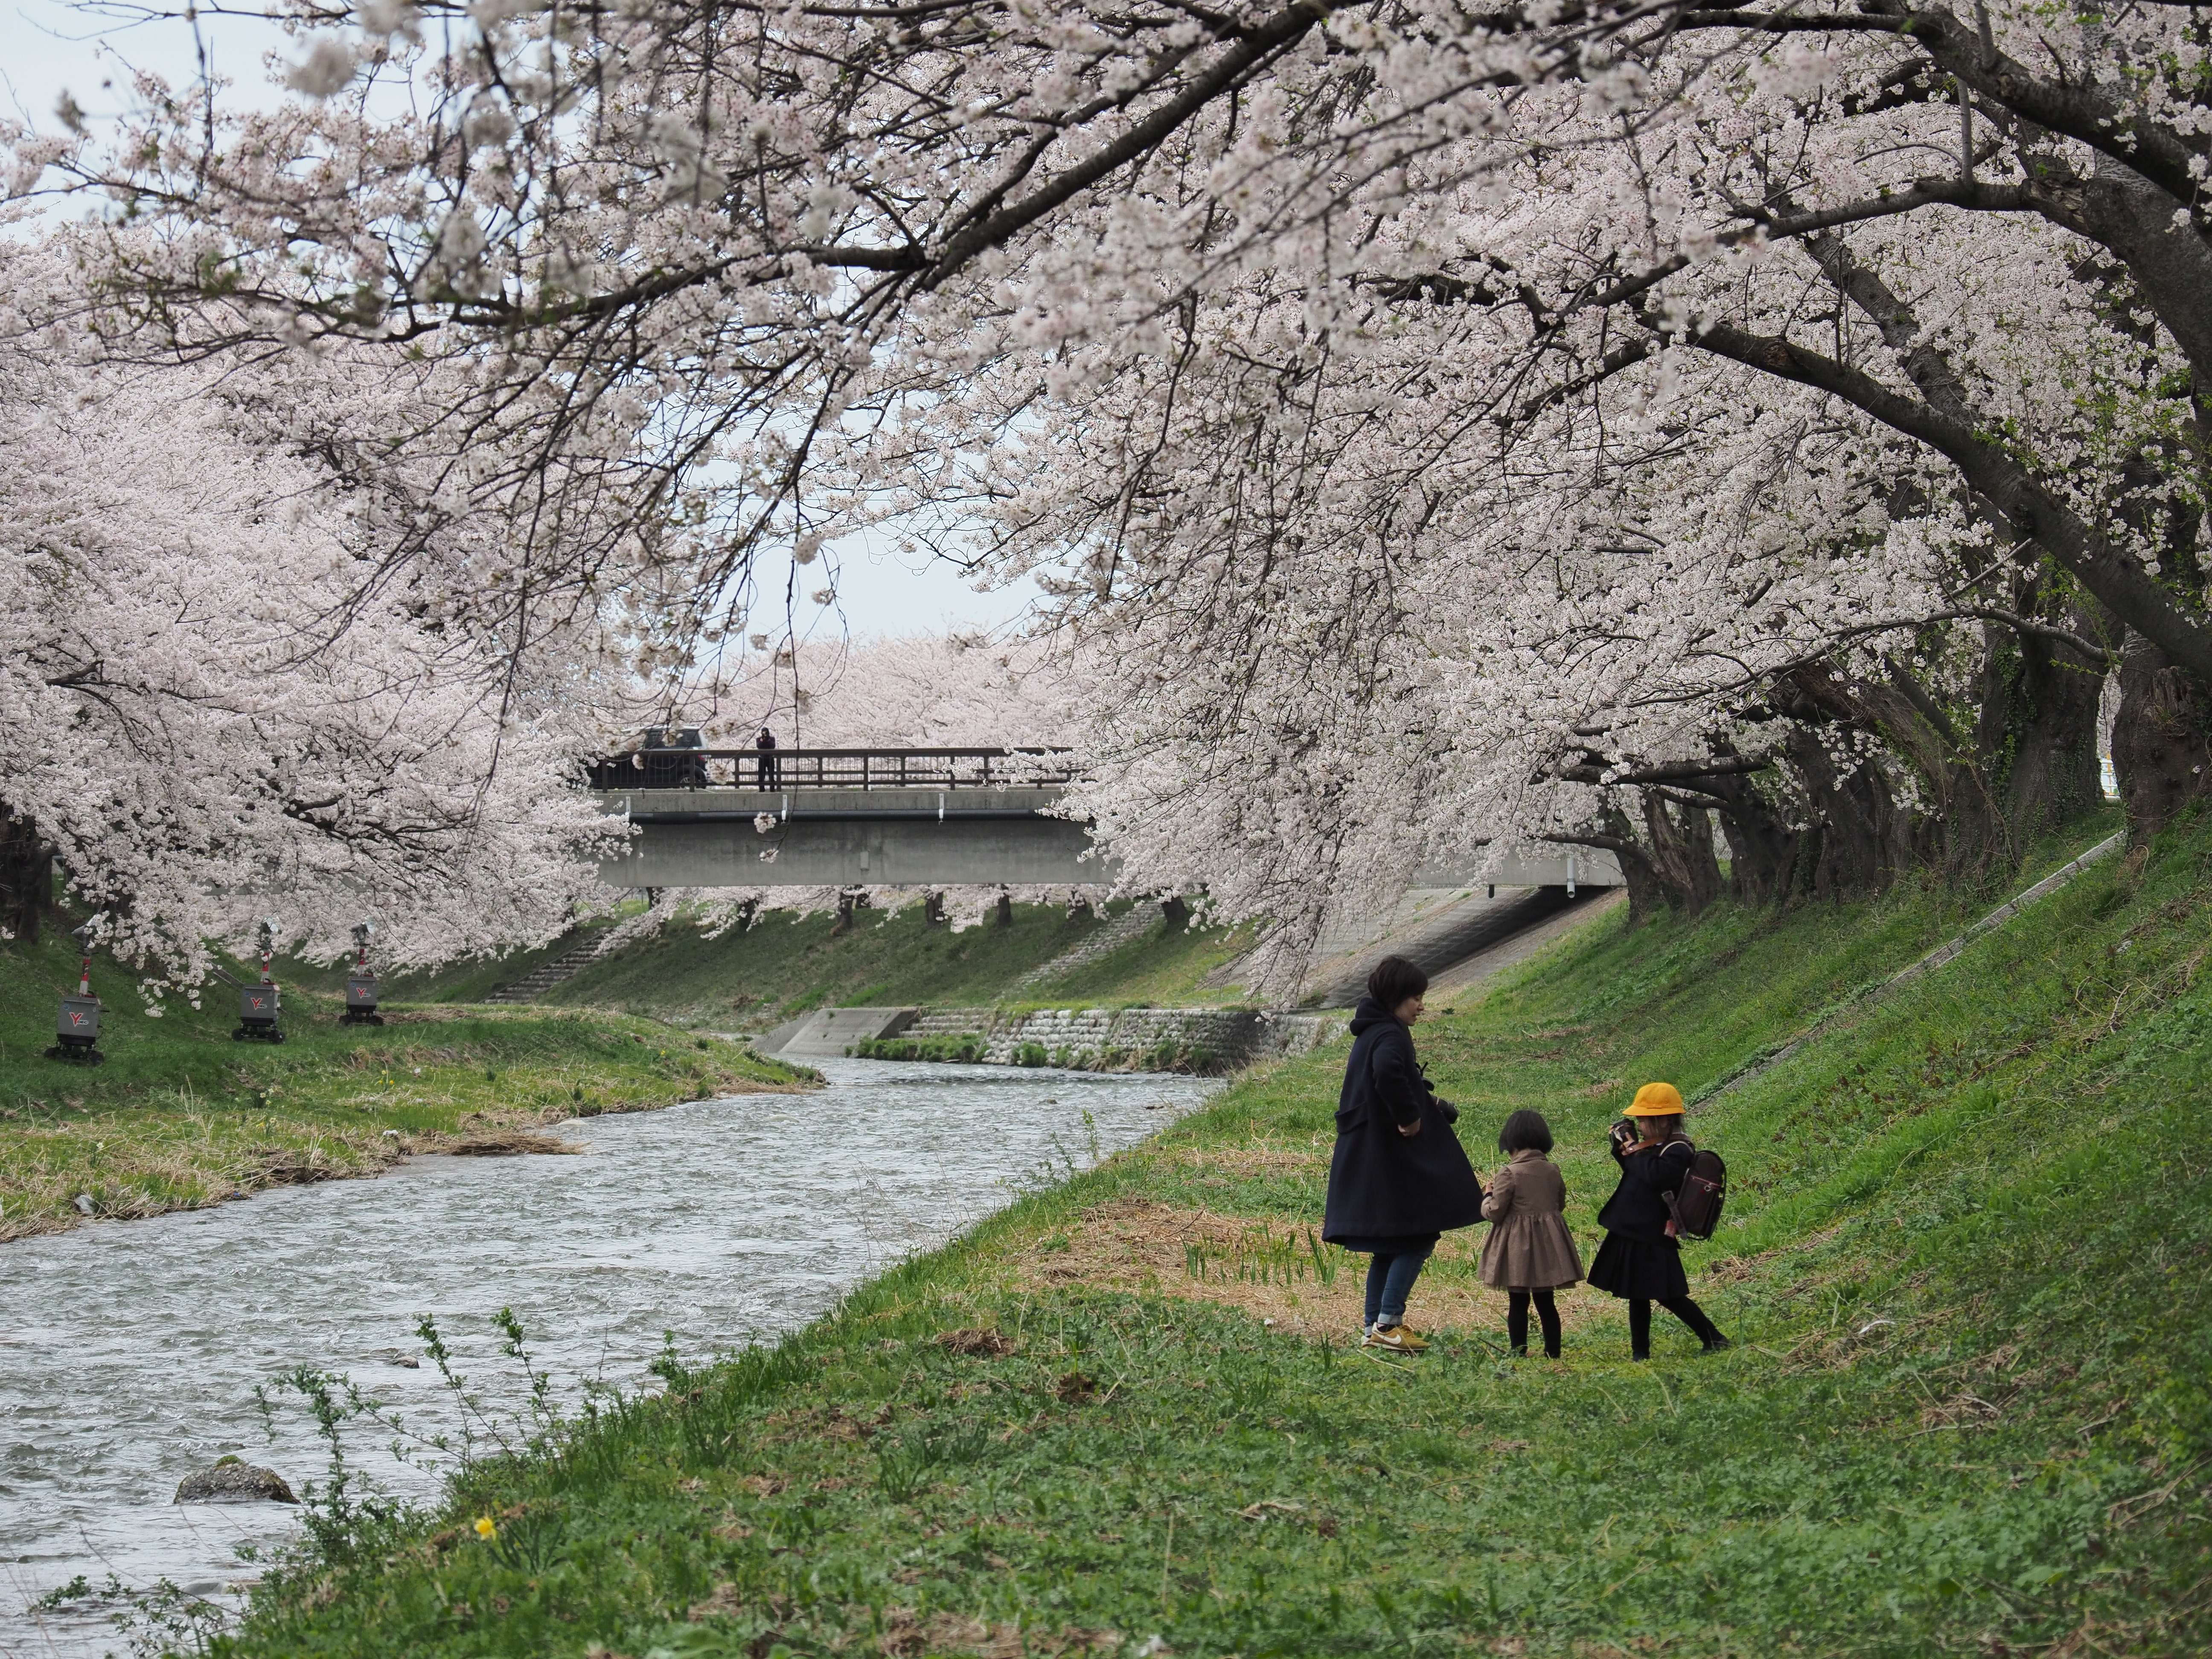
left=1639, top=792, right=1724, bottom=915
left=1781, top=725, right=1912, bottom=897
left=1705, top=775, right=1805, bottom=903
left=0, top=809, right=45, bottom=942
left=1993, top=634, right=2106, bottom=844
left=1589, top=799, right=1722, bottom=922
left=2111, top=632, right=2212, bottom=836
left=1586, top=809, right=1668, bottom=924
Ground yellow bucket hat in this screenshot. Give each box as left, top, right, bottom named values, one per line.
left=1623, top=1081, right=1685, bottom=1117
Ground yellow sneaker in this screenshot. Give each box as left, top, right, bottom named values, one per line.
left=1362, top=1323, right=1429, bottom=1353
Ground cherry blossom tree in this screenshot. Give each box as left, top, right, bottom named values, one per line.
left=19, top=0, right=2210, bottom=976
left=0, top=239, right=614, bottom=989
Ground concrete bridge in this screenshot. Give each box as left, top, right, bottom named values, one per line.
left=590, top=746, right=1623, bottom=892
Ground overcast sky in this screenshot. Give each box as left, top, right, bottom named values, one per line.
left=4, top=0, right=1040, bottom=640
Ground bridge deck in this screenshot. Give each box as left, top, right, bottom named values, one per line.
left=588, top=749, right=1624, bottom=891
left=588, top=745, right=1074, bottom=792
left=602, top=786, right=1065, bottom=823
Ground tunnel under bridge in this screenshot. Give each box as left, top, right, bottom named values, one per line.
left=590, top=746, right=1623, bottom=892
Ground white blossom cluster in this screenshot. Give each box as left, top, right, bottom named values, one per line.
left=0, top=243, right=616, bottom=988
left=10, top=0, right=2208, bottom=986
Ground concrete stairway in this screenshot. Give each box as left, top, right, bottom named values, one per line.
left=483, top=931, right=616, bottom=1004
left=1424, top=889, right=1624, bottom=1002
left=1300, top=886, right=1585, bottom=1008
left=1014, top=905, right=1168, bottom=991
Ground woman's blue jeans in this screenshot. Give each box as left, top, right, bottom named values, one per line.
left=1363, top=1246, right=1433, bottom=1327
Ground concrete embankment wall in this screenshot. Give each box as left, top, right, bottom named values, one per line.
left=761, top=1004, right=1338, bottom=1074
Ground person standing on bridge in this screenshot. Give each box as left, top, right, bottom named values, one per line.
left=755, top=725, right=779, bottom=789
left=1588, top=1083, right=1730, bottom=1360
left=1322, top=955, right=1483, bottom=1352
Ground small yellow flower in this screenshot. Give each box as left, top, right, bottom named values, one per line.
left=474, top=1516, right=497, bottom=1540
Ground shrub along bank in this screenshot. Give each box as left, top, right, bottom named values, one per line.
left=0, top=929, right=810, bottom=1242
left=218, top=807, right=2212, bottom=1657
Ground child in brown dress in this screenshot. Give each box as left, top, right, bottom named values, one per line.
left=1477, top=1110, right=1583, bottom=1358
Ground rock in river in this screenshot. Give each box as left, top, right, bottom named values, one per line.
left=174, top=1455, right=298, bottom=1505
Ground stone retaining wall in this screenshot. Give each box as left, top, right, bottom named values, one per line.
left=872, top=1006, right=1336, bottom=1074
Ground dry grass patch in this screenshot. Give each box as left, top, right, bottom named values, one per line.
left=1155, top=1141, right=1327, bottom=1176
left=1016, top=1197, right=1616, bottom=1345
left=439, top=1129, right=588, bottom=1156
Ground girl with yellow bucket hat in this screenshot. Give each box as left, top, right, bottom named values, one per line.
left=1586, top=1083, right=1730, bottom=1359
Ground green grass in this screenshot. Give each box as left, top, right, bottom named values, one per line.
left=271, top=921, right=627, bottom=1006
left=212, top=805, right=2212, bottom=1658
left=0, top=927, right=810, bottom=1240
left=545, top=900, right=1253, bottom=1027
left=1012, top=914, right=1258, bottom=1008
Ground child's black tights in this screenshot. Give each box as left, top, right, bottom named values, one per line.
left=1506, top=1290, right=1560, bottom=1358
left=1627, top=1295, right=1725, bottom=1358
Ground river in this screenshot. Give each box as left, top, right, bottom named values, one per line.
left=0, top=1059, right=1218, bottom=1659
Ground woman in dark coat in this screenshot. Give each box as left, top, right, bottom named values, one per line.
left=1587, top=1081, right=1730, bottom=1359
left=1321, top=955, right=1484, bottom=1351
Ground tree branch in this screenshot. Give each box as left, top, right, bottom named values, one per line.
left=1673, top=314, right=2212, bottom=683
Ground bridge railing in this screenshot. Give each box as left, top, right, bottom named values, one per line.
left=586, top=746, right=1078, bottom=792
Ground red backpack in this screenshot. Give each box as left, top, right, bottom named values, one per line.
left=1665, top=1145, right=1728, bottom=1241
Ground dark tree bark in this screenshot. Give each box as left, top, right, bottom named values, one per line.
left=1772, top=614, right=2105, bottom=892
left=1161, top=894, right=1190, bottom=928
left=1704, top=774, right=1805, bottom=903
left=1988, top=633, right=2107, bottom=844
left=924, top=890, right=946, bottom=926
left=995, top=889, right=1014, bottom=928
left=1597, top=805, right=1674, bottom=925
left=1579, top=795, right=1723, bottom=923
left=1778, top=722, right=1913, bottom=897
left=2111, top=632, right=2212, bottom=835
left=1640, top=792, right=1725, bottom=915
left=0, top=809, right=46, bottom=943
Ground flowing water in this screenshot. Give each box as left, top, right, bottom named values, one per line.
left=0, top=1059, right=1218, bottom=1659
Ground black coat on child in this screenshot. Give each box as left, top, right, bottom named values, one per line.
left=1587, top=1136, right=1694, bottom=1301
left=1321, top=998, right=1484, bottom=1248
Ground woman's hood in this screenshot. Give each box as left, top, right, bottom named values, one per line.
left=1348, top=996, right=1396, bottom=1036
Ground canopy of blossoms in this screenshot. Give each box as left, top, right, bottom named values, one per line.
left=10, top=0, right=2206, bottom=982
left=0, top=240, right=615, bottom=987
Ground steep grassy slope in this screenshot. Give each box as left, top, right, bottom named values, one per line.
left=0, top=928, right=808, bottom=1241
left=544, top=900, right=1253, bottom=1027
left=214, top=807, right=2212, bottom=1657
left=272, top=919, right=639, bottom=1005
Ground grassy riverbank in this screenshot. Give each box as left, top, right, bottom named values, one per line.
left=0, top=931, right=810, bottom=1242
left=219, top=807, right=2212, bottom=1657
left=547, top=899, right=1254, bottom=1029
